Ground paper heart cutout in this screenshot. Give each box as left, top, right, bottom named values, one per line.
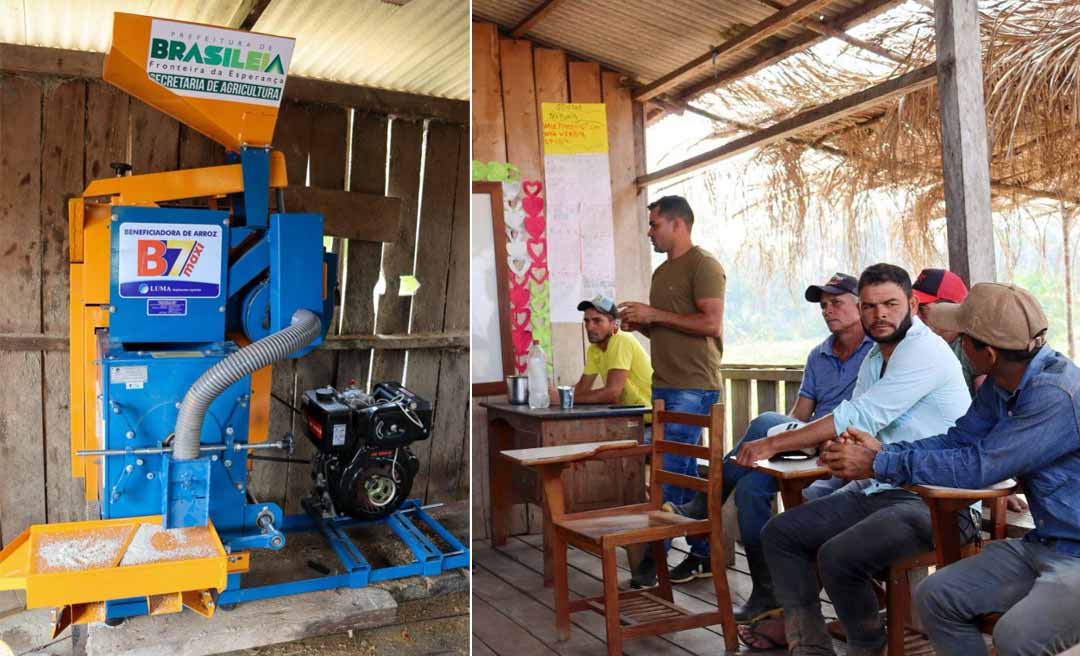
left=507, top=256, right=530, bottom=279
left=509, top=274, right=530, bottom=291
left=529, top=279, right=549, bottom=295
left=471, top=160, right=488, bottom=181
left=512, top=331, right=533, bottom=356
left=522, top=180, right=543, bottom=197
left=504, top=193, right=521, bottom=213
left=527, top=238, right=547, bottom=262
left=502, top=181, right=522, bottom=201
left=522, top=195, right=544, bottom=215
left=531, top=258, right=548, bottom=273
left=509, top=285, right=530, bottom=308
left=505, top=206, right=525, bottom=230
left=524, top=215, right=546, bottom=239
left=529, top=267, right=549, bottom=283
left=512, top=307, right=532, bottom=330
left=486, top=162, right=507, bottom=181
left=506, top=239, right=527, bottom=259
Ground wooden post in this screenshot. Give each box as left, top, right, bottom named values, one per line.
left=934, top=0, right=996, bottom=285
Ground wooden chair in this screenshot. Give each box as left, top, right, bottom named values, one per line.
left=533, top=399, right=738, bottom=655
left=883, top=486, right=1014, bottom=655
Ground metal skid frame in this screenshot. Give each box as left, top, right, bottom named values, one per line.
left=215, top=499, right=470, bottom=605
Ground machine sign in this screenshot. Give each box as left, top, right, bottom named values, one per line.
left=118, top=222, right=222, bottom=298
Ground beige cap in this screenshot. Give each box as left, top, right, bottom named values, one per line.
left=925, top=283, right=1047, bottom=351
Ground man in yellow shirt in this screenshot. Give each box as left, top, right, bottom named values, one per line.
left=558, top=295, right=653, bottom=415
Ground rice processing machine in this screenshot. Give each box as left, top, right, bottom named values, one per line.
left=0, top=13, right=467, bottom=636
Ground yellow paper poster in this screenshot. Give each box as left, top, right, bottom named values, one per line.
left=541, top=103, right=608, bottom=155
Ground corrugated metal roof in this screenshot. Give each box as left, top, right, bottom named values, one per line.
left=255, top=0, right=469, bottom=100
left=0, top=0, right=468, bottom=100
left=473, top=0, right=875, bottom=100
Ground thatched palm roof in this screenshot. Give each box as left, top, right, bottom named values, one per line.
left=684, top=0, right=1080, bottom=270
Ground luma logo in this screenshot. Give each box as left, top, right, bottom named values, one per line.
left=149, top=39, right=284, bottom=74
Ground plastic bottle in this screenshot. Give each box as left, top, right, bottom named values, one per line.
left=526, top=340, right=550, bottom=409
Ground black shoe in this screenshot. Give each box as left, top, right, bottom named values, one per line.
left=669, top=553, right=711, bottom=583
left=662, top=492, right=708, bottom=519
left=630, top=554, right=657, bottom=589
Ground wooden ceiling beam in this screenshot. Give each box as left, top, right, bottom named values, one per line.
left=637, top=63, right=938, bottom=187
left=754, top=0, right=907, bottom=63
left=632, top=0, right=836, bottom=102
left=510, top=0, right=566, bottom=38
left=237, top=0, right=272, bottom=31
left=675, top=0, right=904, bottom=103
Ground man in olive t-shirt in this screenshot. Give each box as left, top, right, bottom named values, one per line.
left=619, top=195, right=726, bottom=586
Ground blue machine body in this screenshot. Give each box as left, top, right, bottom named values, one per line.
left=99, top=345, right=252, bottom=533
left=96, top=148, right=466, bottom=622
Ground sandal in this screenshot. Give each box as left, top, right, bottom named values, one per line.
left=737, top=615, right=787, bottom=652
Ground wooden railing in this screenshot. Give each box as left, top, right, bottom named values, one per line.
left=720, top=365, right=805, bottom=451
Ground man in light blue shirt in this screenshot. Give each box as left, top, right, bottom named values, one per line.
left=733, top=263, right=972, bottom=656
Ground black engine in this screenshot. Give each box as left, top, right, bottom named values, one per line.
left=300, top=382, right=432, bottom=520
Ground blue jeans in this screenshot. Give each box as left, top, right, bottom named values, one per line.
left=652, top=387, right=721, bottom=556
left=917, top=539, right=1080, bottom=656
left=676, top=412, right=790, bottom=557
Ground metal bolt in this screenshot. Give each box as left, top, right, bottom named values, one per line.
left=218, top=305, right=226, bottom=313
left=236, top=483, right=244, bottom=491
left=111, top=404, right=120, bottom=414
left=225, top=426, right=234, bottom=435
left=136, top=458, right=144, bottom=466
left=270, top=535, right=284, bottom=548
left=125, top=430, right=134, bottom=439
left=147, top=472, right=155, bottom=480
left=211, top=454, right=219, bottom=462
left=111, top=214, right=118, bottom=222
left=224, top=459, right=232, bottom=468
left=175, top=402, right=182, bottom=409
left=125, top=465, right=134, bottom=473
left=108, top=305, right=116, bottom=313
left=223, top=218, right=230, bottom=226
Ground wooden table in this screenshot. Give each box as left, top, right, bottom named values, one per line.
left=909, top=479, right=1017, bottom=567
left=752, top=457, right=831, bottom=509
left=484, top=402, right=648, bottom=584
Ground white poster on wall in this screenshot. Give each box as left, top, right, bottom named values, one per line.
left=541, top=103, right=616, bottom=322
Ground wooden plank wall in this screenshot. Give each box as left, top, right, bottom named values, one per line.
left=471, top=22, right=651, bottom=538
left=0, top=70, right=469, bottom=545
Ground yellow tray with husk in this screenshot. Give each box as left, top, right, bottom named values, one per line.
left=0, top=515, right=230, bottom=631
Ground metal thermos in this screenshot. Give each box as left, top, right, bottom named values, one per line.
left=506, top=375, right=529, bottom=405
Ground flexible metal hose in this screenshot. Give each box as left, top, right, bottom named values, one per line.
left=173, top=309, right=321, bottom=460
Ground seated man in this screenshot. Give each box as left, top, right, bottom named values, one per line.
left=662, top=273, right=872, bottom=625
left=735, top=263, right=973, bottom=655
left=822, top=283, right=1080, bottom=656
left=915, top=269, right=1025, bottom=516
left=912, top=268, right=987, bottom=396
left=554, top=294, right=653, bottom=413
